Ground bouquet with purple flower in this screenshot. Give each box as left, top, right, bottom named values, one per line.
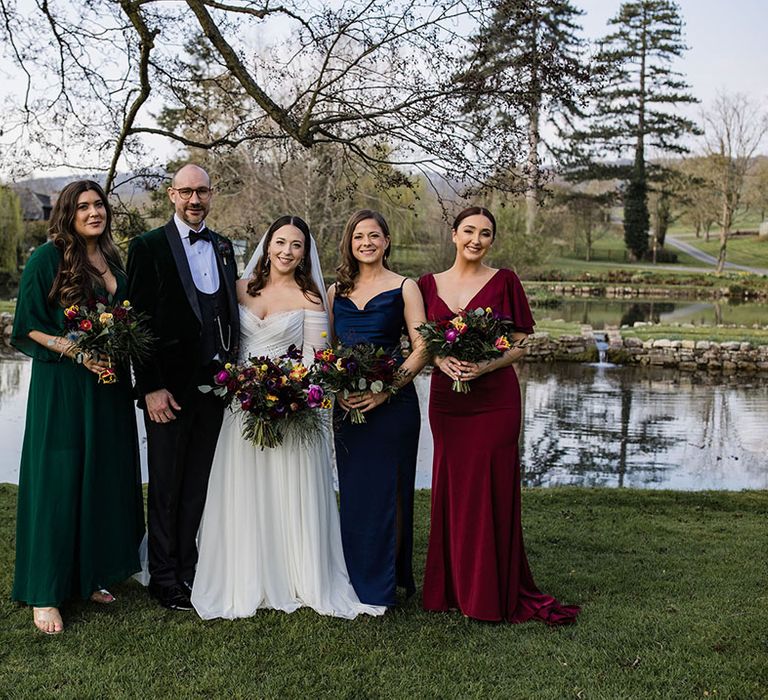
left=62, top=296, right=154, bottom=383
left=417, top=307, right=523, bottom=393
left=308, top=342, right=403, bottom=424
left=201, top=344, right=330, bottom=449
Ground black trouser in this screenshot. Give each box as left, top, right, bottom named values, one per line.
left=144, top=388, right=224, bottom=588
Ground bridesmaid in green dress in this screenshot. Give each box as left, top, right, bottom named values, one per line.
left=11, top=180, right=144, bottom=634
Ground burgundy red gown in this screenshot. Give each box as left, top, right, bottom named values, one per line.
left=418, top=269, right=580, bottom=624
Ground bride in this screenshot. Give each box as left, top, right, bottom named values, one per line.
left=191, top=215, right=384, bottom=619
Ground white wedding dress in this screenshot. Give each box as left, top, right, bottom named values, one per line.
left=191, top=306, right=384, bottom=619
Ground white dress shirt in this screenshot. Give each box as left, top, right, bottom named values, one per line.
left=174, top=214, right=220, bottom=294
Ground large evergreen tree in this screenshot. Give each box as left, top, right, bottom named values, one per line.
left=566, top=0, right=698, bottom=260
left=456, top=0, right=589, bottom=236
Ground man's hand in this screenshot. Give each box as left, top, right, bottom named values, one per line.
left=146, top=389, right=181, bottom=423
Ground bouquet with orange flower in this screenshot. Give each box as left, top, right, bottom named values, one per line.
left=62, top=295, right=154, bottom=383
left=308, top=342, right=402, bottom=424
left=417, top=307, right=523, bottom=393
left=201, top=344, right=330, bottom=449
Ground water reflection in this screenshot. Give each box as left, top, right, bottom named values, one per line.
left=517, top=363, right=768, bottom=490
left=0, top=358, right=148, bottom=485
left=537, top=297, right=763, bottom=329
left=415, top=363, right=768, bottom=491
left=0, top=358, right=23, bottom=409
left=1, top=357, right=766, bottom=491
left=0, top=358, right=30, bottom=483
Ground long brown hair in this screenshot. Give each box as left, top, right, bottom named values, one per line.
left=47, top=180, right=123, bottom=307
left=452, top=206, right=497, bottom=240
left=334, top=209, right=391, bottom=297
left=245, top=215, right=322, bottom=302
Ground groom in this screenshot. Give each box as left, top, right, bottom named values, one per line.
left=127, top=163, right=239, bottom=610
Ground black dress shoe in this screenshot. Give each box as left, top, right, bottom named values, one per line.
left=149, top=582, right=193, bottom=611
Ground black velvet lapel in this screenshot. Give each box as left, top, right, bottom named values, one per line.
left=164, top=218, right=202, bottom=324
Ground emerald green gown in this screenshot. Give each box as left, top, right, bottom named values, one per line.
left=11, top=242, right=144, bottom=607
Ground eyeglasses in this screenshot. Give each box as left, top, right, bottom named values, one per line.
left=170, top=187, right=214, bottom=201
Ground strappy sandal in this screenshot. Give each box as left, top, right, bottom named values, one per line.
left=90, top=589, right=116, bottom=604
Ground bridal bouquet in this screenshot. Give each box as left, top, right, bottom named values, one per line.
left=417, top=307, right=523, bottom=393
left=62, top=297, right=154, bottom=384
left=202, top=345, right=330, bottom=449
left=309, top=342, right=402, bottom=424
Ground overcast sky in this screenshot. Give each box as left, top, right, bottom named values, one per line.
left=579, top=0, right=767, bottom=109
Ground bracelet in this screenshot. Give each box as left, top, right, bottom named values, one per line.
left=47, top=337, right=65, bottom=357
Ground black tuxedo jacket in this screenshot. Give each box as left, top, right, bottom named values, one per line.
left=127, top=218, right=240, bottom=408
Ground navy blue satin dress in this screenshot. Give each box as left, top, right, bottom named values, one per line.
left=333, top=284, right=420, bottom=605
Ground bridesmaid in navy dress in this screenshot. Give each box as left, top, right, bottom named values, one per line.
left=327, top=209, right=427, bottom=606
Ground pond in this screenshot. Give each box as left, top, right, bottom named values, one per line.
left=0, top=357, right=150, bottom=485
left=1, top=356, right=766, bottom=491
left=535, top=297, right=766, bottom=329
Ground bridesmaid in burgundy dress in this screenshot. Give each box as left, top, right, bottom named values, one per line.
left=417, top=206, right=580, bottom=624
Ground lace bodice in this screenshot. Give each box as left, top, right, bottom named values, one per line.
left=238, top=306, right=329, bottom=364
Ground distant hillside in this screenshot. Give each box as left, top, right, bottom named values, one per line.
left=13, top=171, right=166, bottom=198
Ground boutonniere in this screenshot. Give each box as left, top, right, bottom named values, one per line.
left=215, top=237, right=234, bottom=266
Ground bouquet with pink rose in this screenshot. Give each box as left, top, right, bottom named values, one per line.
left=416, top=307, right=524, bottom=393
left=200, top=344, right=330, bottom=449
left=308, top=342, right=404, bottom=424
left=61, top=295, right=154, bottom=383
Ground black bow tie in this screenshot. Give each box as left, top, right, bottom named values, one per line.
left=189, top=228, right=211, bottom=245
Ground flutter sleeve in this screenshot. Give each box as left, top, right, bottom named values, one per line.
left=11, top=242, right=65, bottom=361
left=416, top=273, right=435, bottom=320
left=503, top=269, right=535, bottom=334
left=302, top=309, right=330, bottom=366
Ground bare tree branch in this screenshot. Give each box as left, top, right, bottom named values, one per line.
left=184, top=0, right=308, bottom=144
left=0, top=0, right=523, bottom=195
left=106, top=0, right=159, bottom=192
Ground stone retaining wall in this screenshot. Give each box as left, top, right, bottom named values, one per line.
left=3, top=311, right=767, bottom=373
left=1, top=313, right=12, bottom=351
left=604, top=336, right=768, bottom=373
left=524, top=329, right=768, bottom=373
left=543, top=283, right=766, bottom=300
left=525, top=333, right=599, bottom=363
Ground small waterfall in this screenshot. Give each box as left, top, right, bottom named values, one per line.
left=593, top=332, right=610, bottom=367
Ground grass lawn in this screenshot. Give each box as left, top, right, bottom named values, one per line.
left=0, top=300, right=15, bottom=314
left=551, top=227, right=768, bottom=274
left=552, top=233, right=708, bottom=274
left=541, top=255, right=716, bottom=278
left=667, top=212, right=764, bottom=236
left=620, top=324, right=768, bottom=344
left=671, top=233, right=768, bottom=270
left=1, top=485, right=766, bottom=699
left=533, top=319, right=768, bottom=344
left=535, top=319, right=584, bottom=337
